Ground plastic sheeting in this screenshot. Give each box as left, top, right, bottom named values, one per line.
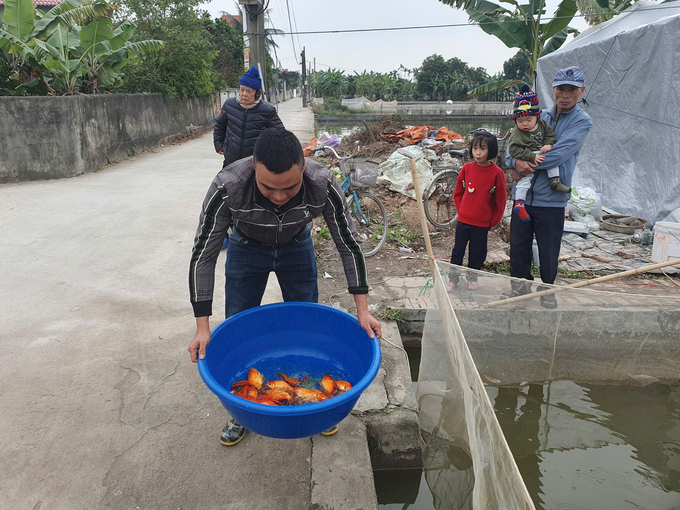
left=341, top=96, right=398, bottom=112
left=417, top=261, right=680, bottom=508
left=535, top=1, right=680, bottom=223
left=376, top=145, right=437, bottom=200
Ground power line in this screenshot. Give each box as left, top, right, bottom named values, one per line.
left=283, top=0, right=300, bottom=64
left=255, top=5, right=680, bottom=36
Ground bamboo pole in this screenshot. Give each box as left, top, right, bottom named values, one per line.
left=397, top=149, right=436, bottom=278
left=487, top=258, right=680, bottom=308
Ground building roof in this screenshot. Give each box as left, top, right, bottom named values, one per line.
left=0, top=0, right=64, bottom=6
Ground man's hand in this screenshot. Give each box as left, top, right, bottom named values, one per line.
left=534, top=154, right=546, bottom=164
left=540, top=144, right=552, bottom=153
left=188, top=316, right=211, bottom=363
left=217, top=150, right=224, bottom=155
left=515, top=159, right=537, bottom=176
left=353, top=294, right=382, bottom=339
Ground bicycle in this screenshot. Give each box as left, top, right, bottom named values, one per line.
left=423, top=129, right=510, bottom=229
left=311, top=145, right=388, bottom=257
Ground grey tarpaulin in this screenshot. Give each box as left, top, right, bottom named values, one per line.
left=535, top=0, right=680, bottom=223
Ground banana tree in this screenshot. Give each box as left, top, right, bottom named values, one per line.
left=575, top=0, right=637, bottom=25
left=439, top=0, right=579, bottom=96
left=0, top=0, right=163, bottom=95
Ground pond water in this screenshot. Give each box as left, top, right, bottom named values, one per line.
left=375, top=347, right=680, bottom=509
left=316, top=119, right=516, bottom=140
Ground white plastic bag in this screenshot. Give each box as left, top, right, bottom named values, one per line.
left=568, top=186, right=602, bottom=230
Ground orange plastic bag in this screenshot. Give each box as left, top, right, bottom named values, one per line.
left=303, top=138, right=318, bottom=157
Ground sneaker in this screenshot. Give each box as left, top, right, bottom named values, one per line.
left=320, top=425, right=339, bottom=436
left=467, top=281, right=480, bottom=291
left=445, top=282, right=457, bottom=292
left=219, top=420, right=246, bottom=446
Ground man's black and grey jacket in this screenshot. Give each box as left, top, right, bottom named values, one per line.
left=213, top=97, right=285, bottom=165
left=189, top=158, right=368, bottom=317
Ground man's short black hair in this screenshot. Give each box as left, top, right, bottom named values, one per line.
left=469, top=130, right=498, bottom=160
left=253, top=128, right=304, bottom=174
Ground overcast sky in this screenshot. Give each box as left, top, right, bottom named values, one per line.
left=201, top=0, right=590, bottom=76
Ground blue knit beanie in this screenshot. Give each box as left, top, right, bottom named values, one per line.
left=240, top=67, right=262, bottom=90
left=512, top=84, right=540, bottom=120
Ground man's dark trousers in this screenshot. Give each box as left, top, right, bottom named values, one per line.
left=510, top=204, right=564, bottom=293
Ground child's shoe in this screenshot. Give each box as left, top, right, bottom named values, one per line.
left=550, top=177, right=571, bottom=193
left=445, top=282, right=457, bottom=292
left=219, top=419, right=246, bottom=446
left=467, top=281, right=480, bottom=291
left=513, top=200, right=531, bottom=222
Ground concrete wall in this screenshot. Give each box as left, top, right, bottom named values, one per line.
left=0, top=94, right=219, bottom=183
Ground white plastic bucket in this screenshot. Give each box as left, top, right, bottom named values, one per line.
left=651, top=221, right=680, bottom=263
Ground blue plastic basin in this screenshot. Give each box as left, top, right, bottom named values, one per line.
left=198, top=302, right=381, bottom=439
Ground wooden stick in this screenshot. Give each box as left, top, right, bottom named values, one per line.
left=487, top=258, right=680, bottom=308
left=404, top=156, right=436, bottom=278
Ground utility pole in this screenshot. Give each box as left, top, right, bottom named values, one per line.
left=239, top=0, right=267, bottom=95
left=301, top=47, right=307, bottom=107
left=313, top=57, right=316, bottom=99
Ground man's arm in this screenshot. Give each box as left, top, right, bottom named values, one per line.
left=532, top=115, right=593, bottom=170
left=323, top=178, right=381, bottom=338
left=213, top=106, right=228, bottom=153
left=353, top=294, right=382, bottom=339
left=188, top=316, right=211, bottom=362
left=189, top=181, right=231, bottom=317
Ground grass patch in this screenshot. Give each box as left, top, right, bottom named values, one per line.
left=387, top=210, right=420, bottom=247
left=317, top=226, right=331, bottom=241
left=376, top=307, right=404, bottom=321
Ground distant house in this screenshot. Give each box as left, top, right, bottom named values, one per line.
left=0, top=0, right=64, bottom=18
left=220, top=12, right=242, bottom=30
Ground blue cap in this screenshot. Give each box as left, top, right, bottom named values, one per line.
left=553, top=66, right=585, bottom=88
left=240, top=67, right=262, bottom=90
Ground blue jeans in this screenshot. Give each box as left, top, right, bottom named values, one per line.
left=224, top=226, right=318, bottom=318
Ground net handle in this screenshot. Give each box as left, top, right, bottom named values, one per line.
left=487, top=258, right=680, bottom=308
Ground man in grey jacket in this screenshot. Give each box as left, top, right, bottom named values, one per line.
left=188, top=128, right=382, bottom=445
left=503, top=66, right=593, bottom=308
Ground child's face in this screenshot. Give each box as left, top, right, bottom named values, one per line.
left=516, top=116, right=539, bottom=132
left=471, top=141, right=489, bottom=164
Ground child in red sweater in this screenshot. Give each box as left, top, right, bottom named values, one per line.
left=446, top=130, right=507, bottom=291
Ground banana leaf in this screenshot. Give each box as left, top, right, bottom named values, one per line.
left=467, top=6, right=534, bottom=49
left=4, top=0, right=35, bottom=40
left=541, top=0, right=578, bottom=39
left=34, top=0, right=112, bottom=35
left=467, top=78, right=525, bottom=97
left=123, top=39, right=164, bottom=58
left=80, top=17, right=113, bottom=60
left=110, top=20, right=135, bottom=51
left=541, top=26, right=578, bottom=56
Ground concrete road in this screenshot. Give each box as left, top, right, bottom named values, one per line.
left=0, top=106, right=380, bottom=509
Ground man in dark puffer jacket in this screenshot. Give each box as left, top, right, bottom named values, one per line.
left=213, top=67, right=285, bottom=167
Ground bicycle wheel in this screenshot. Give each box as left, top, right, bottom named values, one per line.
left=347, top=191, right=388, bottom=257
left=424, top=170, right=459, bottom=229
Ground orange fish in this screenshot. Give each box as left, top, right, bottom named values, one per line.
left=256, top=395, right=281, bottom=406
left=279, top=372, right=302, bottom=387
left=248, top=367, right=264, bottom=390
left=335, top=380, right=353, bottom=394
left=231, top=380, right=251, bottom=391
left=267, top=380, right=293, bottom=392
left=292, top=388, right=329, bottom=403
left=320, top=375, right=336, bottom=396
left=263, top=389, right=295, bottom=403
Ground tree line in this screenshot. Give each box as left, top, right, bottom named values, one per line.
left=2, top=0, right=628, bottom=98
left=309, top=54, right=524, bottom=102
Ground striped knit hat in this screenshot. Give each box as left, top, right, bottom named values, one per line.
left=512, top=84, right=540, bottom=120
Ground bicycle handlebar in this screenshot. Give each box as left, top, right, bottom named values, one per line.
left=311, top=145, right=344, bottom=161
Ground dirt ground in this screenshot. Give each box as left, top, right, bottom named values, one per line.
left=313, top=185, right=509, bottom=307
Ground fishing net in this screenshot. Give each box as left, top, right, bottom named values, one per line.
left=417, top=261, right=680, bottom=509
